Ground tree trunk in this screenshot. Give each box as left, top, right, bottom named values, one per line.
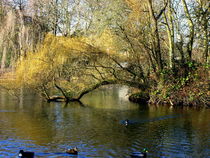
left=147, top=0, right=163, bottom=71
left=181, top=0, right=194, bottom=61
left=53, top=0, right=59, bottom=36
left=75, top=80, right=117, bottom=100
left=64, top=0, right=71, bottom=36
left=17, top=9, right=26, bottom=61
left=201, top=4, right=209, bottom=64
left=1, top=46, right=7, bottom=70
left=203, top=24, right=209, bottom=63
left=164, top=0, right=174, bottom=69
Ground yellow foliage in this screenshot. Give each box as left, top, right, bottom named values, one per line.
left=88, top=29, right=120, bottom=54
left=125, top=0, right=147, bottom=19
left=15, top=33, right=106, bottom=88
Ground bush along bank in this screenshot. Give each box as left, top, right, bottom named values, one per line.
left=149, top=62, right=209, bottom=108
left=129, top=62, right=209, bottom=108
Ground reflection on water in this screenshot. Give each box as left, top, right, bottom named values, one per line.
left=0, top=86, right=210, bottom=158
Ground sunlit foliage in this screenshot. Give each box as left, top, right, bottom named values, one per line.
left=15, top=34, right=118, bottom=98
left=89, top=29, right=124, bottom=54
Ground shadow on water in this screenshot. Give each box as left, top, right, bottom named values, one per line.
left=0, top=86, right=210, bottom=157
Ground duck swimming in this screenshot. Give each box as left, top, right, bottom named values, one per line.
left=66, top=147, right=78, bottom=155
left=125, top=119, right=129, bottom=126
left=130, top=148, right=148, bottom=158
left=18, top=150, right=34, bottom=158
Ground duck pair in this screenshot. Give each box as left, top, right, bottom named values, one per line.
left=67, top=148, right=148, bottom=157
left=18, top=147, right=78, bottom=158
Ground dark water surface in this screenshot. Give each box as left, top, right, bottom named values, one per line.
left=0, top=86, right=209, bottom=158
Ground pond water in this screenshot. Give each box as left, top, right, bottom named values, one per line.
left=0, top=86, right=209, bottom=158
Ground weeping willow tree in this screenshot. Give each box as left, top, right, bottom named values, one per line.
left=13, top=33, right=149, bottom=102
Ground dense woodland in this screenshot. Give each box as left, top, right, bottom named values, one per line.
left=0, top=0, right=209, bottom=107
